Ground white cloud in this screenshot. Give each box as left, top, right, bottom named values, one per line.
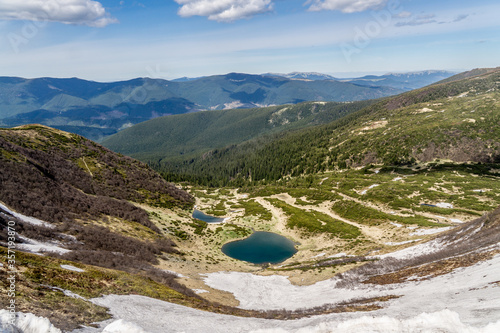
left=307, top=0, right=388, bottom=13
left=0, top=0, right=117, bottom=27
left=453, top=14, right=469, bottom=23
left=395, top=13, right=437, bottom=27
left=174, top=0, right=273, bottom=22
left=394, top=11, right=412, bottom=19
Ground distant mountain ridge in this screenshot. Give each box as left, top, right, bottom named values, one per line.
left=262, top=72, right=338, bottom=81
left=334, top=70, right=456, bottom=90
left=0, top=73, right=405, bottom=141
left=139, top=67, right=500, bottom=186
left=262, top=70, right=455, bottom=89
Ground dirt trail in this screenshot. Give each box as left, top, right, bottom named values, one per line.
left=253, top=197, right=288, bottom=233
left=337, top=191, right=410, bottom=216
left=255, top=193, right=396, bottom=246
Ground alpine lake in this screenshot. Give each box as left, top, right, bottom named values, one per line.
left=193, top=209, right=297, bottom=264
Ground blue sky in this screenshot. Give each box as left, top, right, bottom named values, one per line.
left=0, top=0, right=499, bottom=81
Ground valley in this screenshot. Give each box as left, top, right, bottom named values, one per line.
left=2, top=0, right=500, bottom=331
left=1, top=68, right=500, bottom=332
left=141, top=163, right=499, bottom=306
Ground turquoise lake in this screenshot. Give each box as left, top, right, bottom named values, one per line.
left=221, top=231, right=297, bottom=264
left=192, top=209, right=225, bottom=223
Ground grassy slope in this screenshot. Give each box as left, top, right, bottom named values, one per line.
left=0, top=247, right=211, bottom=331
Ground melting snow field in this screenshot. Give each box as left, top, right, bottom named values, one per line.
left=60, top=264, right=85, bottom=273
left=69, top=253, right=500, bottom=332
left=65, top=296, right=500, bottom=333
left=3, top=254, right=500, bottom=333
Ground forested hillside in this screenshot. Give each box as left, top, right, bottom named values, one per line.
left=102, top=100, right=376, bottom=161
left=149, top=68, right=500, bottom=186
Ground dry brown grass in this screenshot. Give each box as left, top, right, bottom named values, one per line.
left=364, top=249, right=500, bottom=285
left=336, top=206, right=500, bottom=288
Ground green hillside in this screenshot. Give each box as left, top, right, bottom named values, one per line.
left=102, top=100, right=375, bottom=161
left=149, top=68, right=500, bottom=186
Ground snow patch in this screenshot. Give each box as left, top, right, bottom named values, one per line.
left=360, top=184, right=379, bottom=195
left=102, top=319, right=148, bottom=333
left=377, top=238, right=442, bottom=260
left=163, top=270, right=186, bottom=278
left=248, top=310, right=500, bottom=333
left=0, top=310, right=62, bottom=333
left=415, top=107, right=434, bottom=113
left=202, top=272, right=387, bottom=311
left=60, top=264, right=85, bottom=272
left=194, top=289, right=209, bottom=294
left=451, top=218, right=464, bottom=223
left=390, top=222, right=403, bottom=228
left=436, top=202, right=454, bottom=209
left=410, top=227, right=451, bottom=236
left=327, top=253, right=350, bottom=258
left=392, top=177, right=403, bottom=181
left=43, top=285, right=87, bottom=301
left=0, top=202, right=54, bottom=228
left=18, top=236, right=70, bottom=255
left=224, top=101, right=245, bottom=109
left=71, top=253, right=500, bottom=332
left=48, top=85, right=62, bottom=91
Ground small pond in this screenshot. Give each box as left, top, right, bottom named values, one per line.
left=192, top=209, right=225, bottom=223
left=221, top=231, right=297, bottom=265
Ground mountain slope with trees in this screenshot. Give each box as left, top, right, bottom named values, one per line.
left=101, top=100, right=376, bottom=162
left=148, top=68, right=500, bottom=186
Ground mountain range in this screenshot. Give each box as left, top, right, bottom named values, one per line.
left=0, top=71, right=454, bottom=141
left=101, top=67, right=500, bottom=186
left=263, top=70, right=455, bottom=90
left=1, top=68, right=500, bottom=332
